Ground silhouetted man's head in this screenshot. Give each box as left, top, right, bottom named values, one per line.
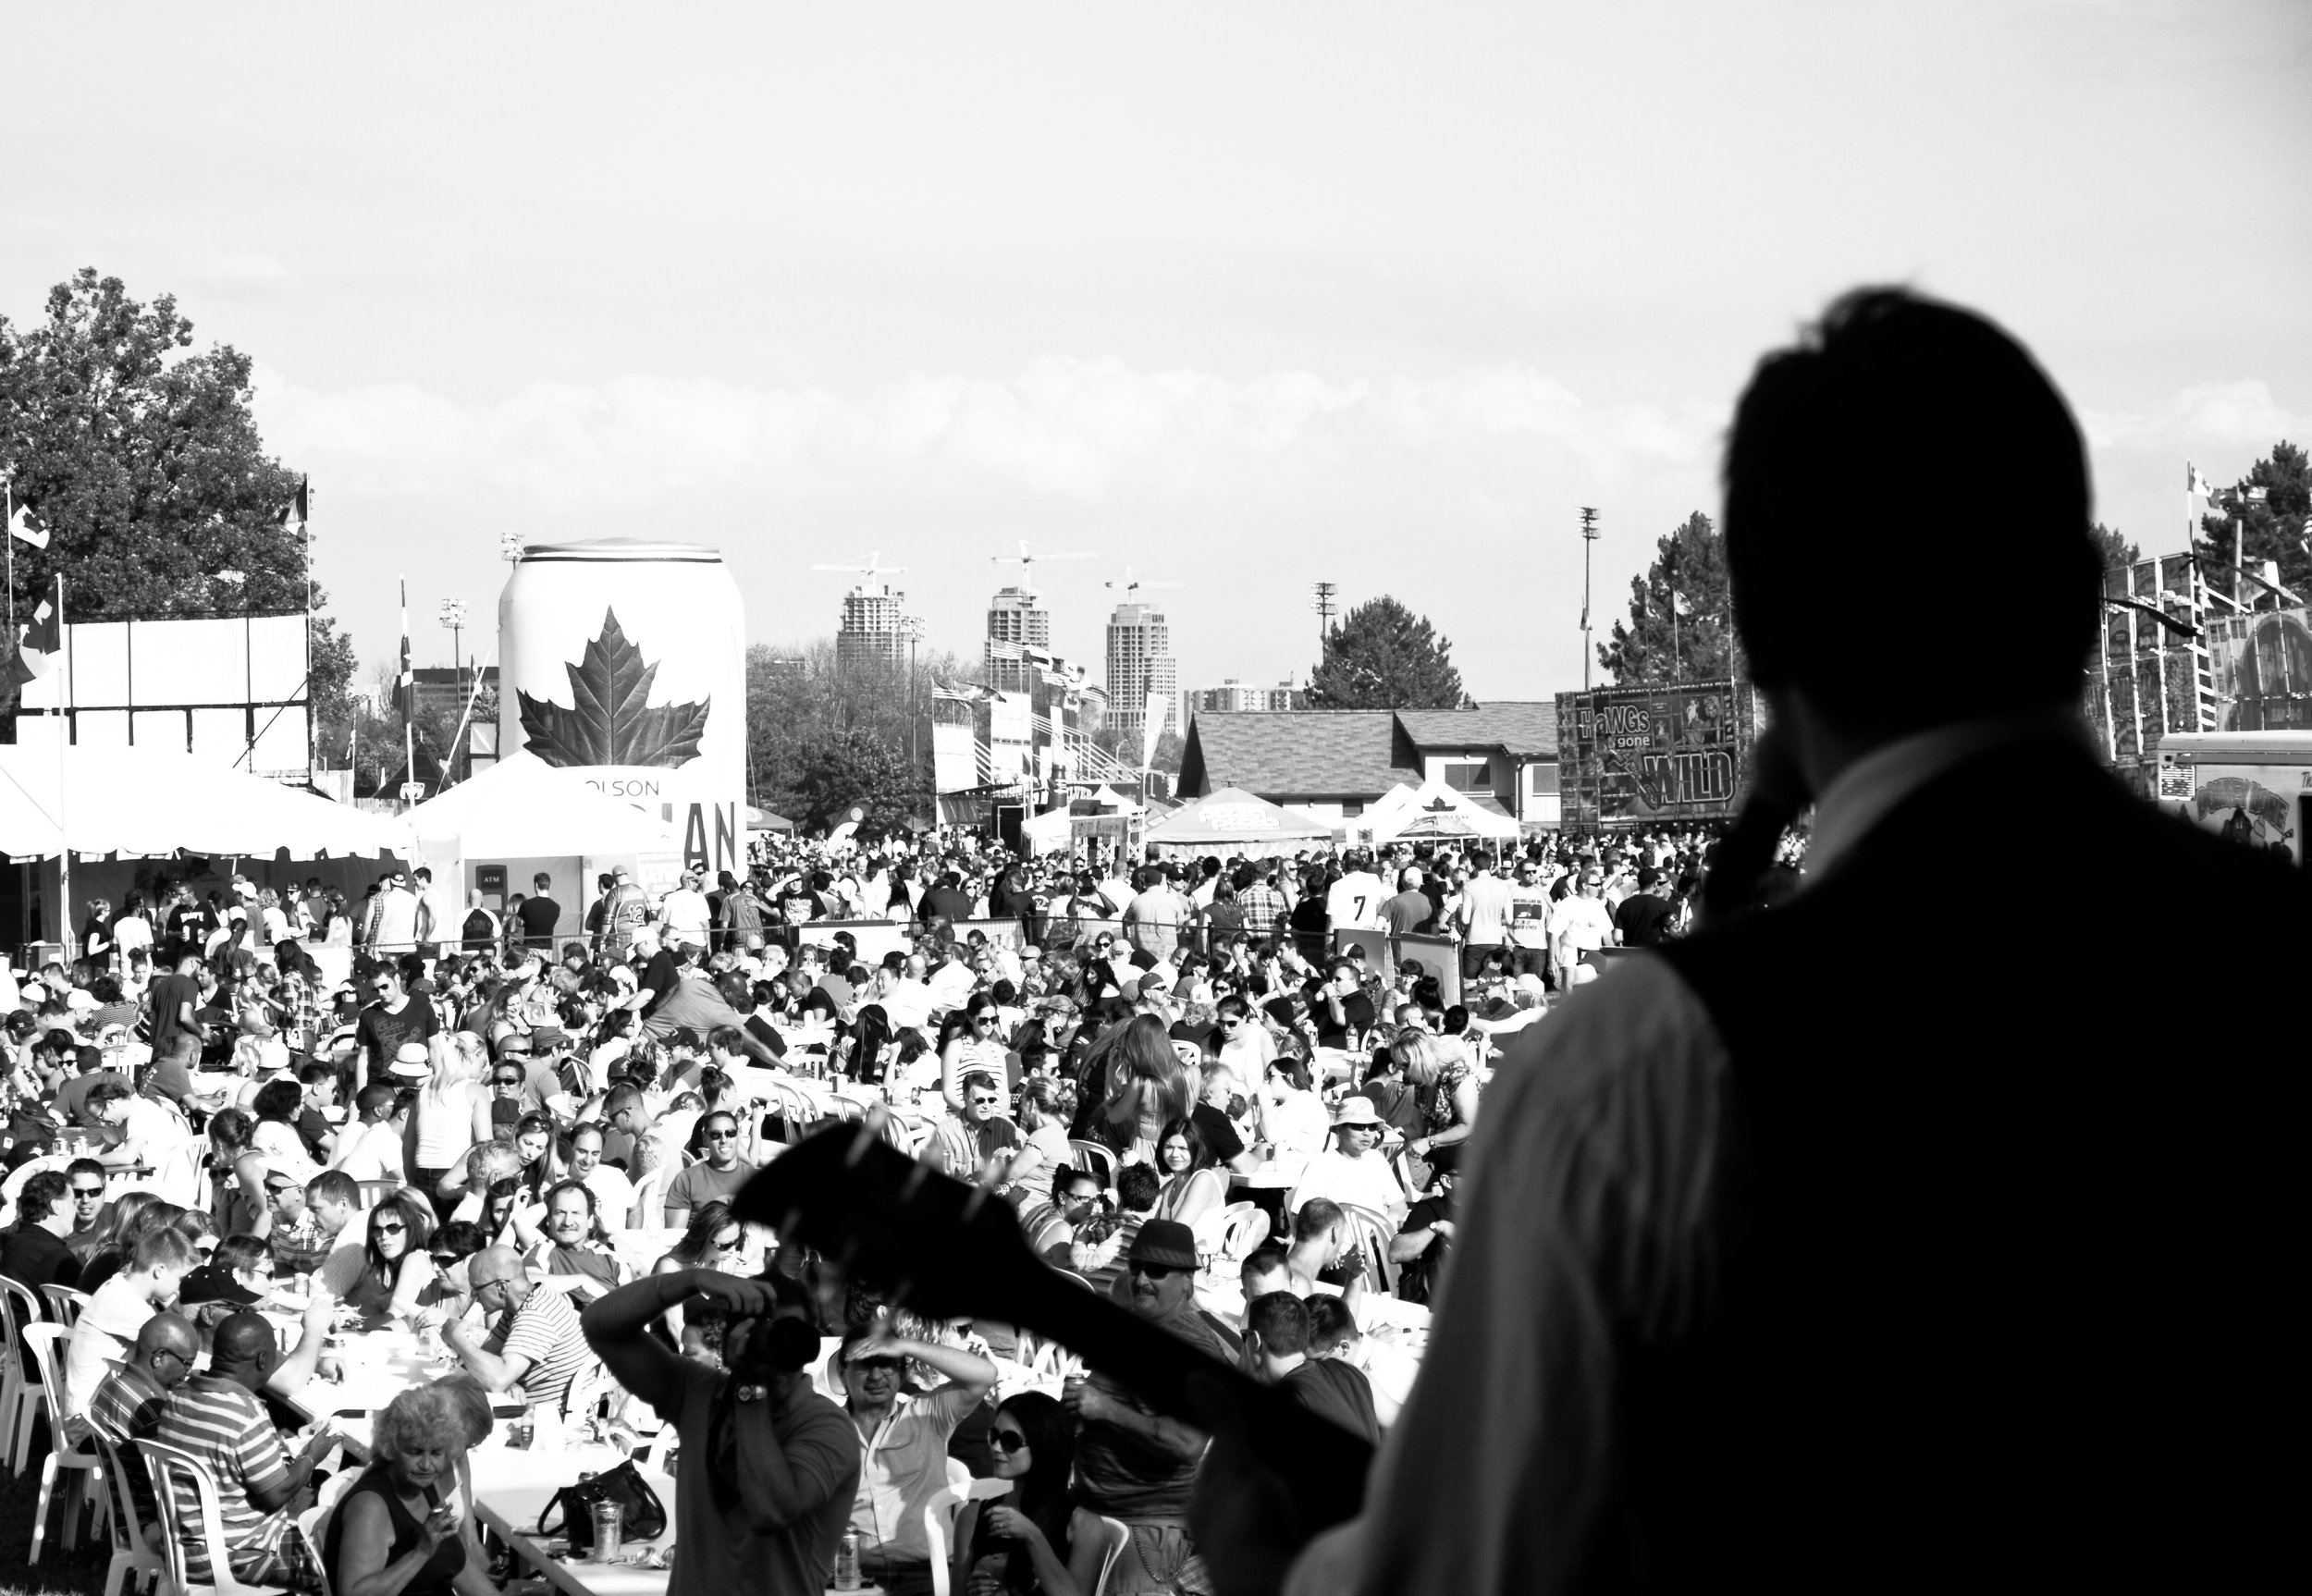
left=1724, top=288, right=2098, bottom=741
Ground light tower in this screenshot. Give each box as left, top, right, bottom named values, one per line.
left=1579, top=507, right=1601, bottom=690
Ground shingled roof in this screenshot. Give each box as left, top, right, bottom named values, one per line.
left=1179, top=711, right=1420, bottom=801
left=1394, top=701, right=1558, bottom=759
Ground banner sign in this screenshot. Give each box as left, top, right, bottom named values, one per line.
left=1554, top=679, right=1764, bottom=829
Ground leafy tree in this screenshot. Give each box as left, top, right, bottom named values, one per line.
left=1148, top=727, right=1185, bottom=775
left=744, top=637, right=970, bottom=824
left=0, top=268, right=355, bottom=743
left=1598, top=511, right=1740, bottom=686
left=2195, top=442, right=2311, bottom=605
left=2090, top=522, right=2141, bottom=572
left=1306, top=595, right=1467, bottom=709
left=792, top=726, right=917, bottom=837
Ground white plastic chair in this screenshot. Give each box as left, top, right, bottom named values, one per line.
left=627, top=1164, right=668, bottom=1230
left=1339, top=1203, right=1400, bottom=1295
left=2, top=1273, right=45, bottom=1474
left=138, top=1436, right=296, bottom=1596
left=924, top=1475, right=1010, bottom=1596
left=1216, top=1202, right=1270, bottom=1263
left=295, top=1498, right=336, bottom=1596
left=1067, top=1139, right=1117, bottom=1189
left=23, top=1321, right=110, bottom=1561
left=44, top=1283, right=93, bottom=1329
left=1090, top=1514, right=1131, bottom=1596
left=92, top=1431, right=169, bottom=1596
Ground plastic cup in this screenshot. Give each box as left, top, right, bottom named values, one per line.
left=590, top=1500, right=624, bottom=1563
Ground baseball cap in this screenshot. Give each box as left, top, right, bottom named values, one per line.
left=179, top=1260, right=263, bottom=1308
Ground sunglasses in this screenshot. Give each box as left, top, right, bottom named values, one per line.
left=968, top=1096, right=1001, bottom=1108
left=848, top=1356, right=903, bottom=1373
left=70, top=1185, right=105, bottom=1198
left=1127, top=1261, right=1185, bottom=1281
left=493, top=1075, right=523, bottom=1087
left=705, top=1128, right=740, bottom=1141
left=990, top=1430, right=1029, bottom=1454
left=375, top=1219, right=406, bottom=1235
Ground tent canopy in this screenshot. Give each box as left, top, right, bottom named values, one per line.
left=1146, top=787, right=1334, bottom=854
left=746, top=805, right=796, bottom=833
left=1366, top=778, right=1523, bottom=843
left=0, top=743, right=412, bottom=860
left=403, top=751, right=677, bottom=857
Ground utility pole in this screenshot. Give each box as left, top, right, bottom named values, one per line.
left=437, top=598, right=467, bottom=781
left=1310, top=582, right=1338, bottom=649
left=1580, top=507, right=1601, bottom=690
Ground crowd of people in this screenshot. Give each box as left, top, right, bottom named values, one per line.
left=0, top=820, right=1723, bottom=1595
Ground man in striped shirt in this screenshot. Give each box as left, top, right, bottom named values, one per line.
left=443, top=1246, right=587, bottom=1410
left=150, top=1345, right=335, bottom=1583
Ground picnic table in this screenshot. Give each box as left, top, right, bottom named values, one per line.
left=475, top=1452, right=681, bottom=1596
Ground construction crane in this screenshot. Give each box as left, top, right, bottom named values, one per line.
left=990, top=539, right=1094, bottom=598
left=810, top=550, right=907, bottom=588
left=1106, top=566, right=1185, bottom=602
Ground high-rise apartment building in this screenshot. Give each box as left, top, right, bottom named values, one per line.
left=984, top=585, right=1051, bottom=693
left=836, top=582, right=912, bottom=670
left=1104, top=599, right=1179, bottom=751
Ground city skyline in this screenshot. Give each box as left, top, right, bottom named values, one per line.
left=4, top=4, right=2304, bottom=701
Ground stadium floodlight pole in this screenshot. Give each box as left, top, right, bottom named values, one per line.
left=1579, top=507, right=1601, bottom=690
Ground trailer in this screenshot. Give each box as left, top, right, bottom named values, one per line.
left=2153, top=730, right=2312, bottom=866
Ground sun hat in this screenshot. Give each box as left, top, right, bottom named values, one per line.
left=1332, top=1098, right=1384, bottom=1127
left=387, top=1041, right=433, bottom=1082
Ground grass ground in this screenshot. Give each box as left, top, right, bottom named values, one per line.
left=0, top=1419, right=115, bottom=1596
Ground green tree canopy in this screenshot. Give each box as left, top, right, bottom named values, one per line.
left=1598, top=510, right=1739, bottom=685
left=2091, top=522, right=2142, bottom=572
left=0, top=268, right=355, bottom=741
left=2195, top=442, right=2310, bottom=604
left=745, top=638, right=969, bottom=826
left=1306, top=595, right=1467, bottom=709
left=791, top=726, right=918, bottom=837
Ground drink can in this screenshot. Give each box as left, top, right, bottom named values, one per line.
left=831, top=1527, right=862, bottom=1590
left=590, top=1500, right=624, bottom=1563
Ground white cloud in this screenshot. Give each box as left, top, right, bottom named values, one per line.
left=251, top=357, right=1728, bottom=516
left=2081, top=381, right=2312, bottom=453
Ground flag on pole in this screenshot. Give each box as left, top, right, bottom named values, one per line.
left=6, top=488, right=46, bottom=550
left=1673, top=591, right=1693, bottom=617
left=2244, top=485, right=2269, bottom=504
left=2188, top=463, right=2217, bottom=498
left=283, top=475, right=309, bottom=528
left=6, top=591, right=62, bottom=692
left=395, top=579, right=413, bottom=718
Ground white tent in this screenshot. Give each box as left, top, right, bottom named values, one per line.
left=1364, top=778, right=1523, bottom=844
left=402, top=751, right=678, bottom=858
left=0, top=743, right=411, bottom=860
left=1019, top=805, right=1076, bottom=854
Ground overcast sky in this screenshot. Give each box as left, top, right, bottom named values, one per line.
left=6, top=1, right=2307, bottom=701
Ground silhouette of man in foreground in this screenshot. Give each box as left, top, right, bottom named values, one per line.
left=1195, top=288, right=2311, bottom=1595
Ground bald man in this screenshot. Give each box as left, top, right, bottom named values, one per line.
left=210, top=1298, right=339, bottom=1432
left=440, top=1245, right=586, bottom=1409
left=83, top=1312, right=200, bottom=1545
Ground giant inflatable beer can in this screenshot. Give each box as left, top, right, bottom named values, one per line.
left=497, top=538, right=747, bottom=877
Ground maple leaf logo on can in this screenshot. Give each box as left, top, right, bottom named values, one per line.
left=516, top=608, right=711, bottom=769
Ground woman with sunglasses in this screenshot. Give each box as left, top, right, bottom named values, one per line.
left=938, top=995, right=1012, bottom=1112
left=950, top=1390, right=1105, bottom=1596
left=345, top=1190, right=438, bottom=1320
left=649, top=1198, right=754, bottom=1359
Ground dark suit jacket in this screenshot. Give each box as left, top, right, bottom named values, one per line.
left=1635, top=738, right=2310, bottom=1591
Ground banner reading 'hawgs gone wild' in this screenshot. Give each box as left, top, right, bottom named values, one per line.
left=1554, top=679, right=1765, bottom=830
